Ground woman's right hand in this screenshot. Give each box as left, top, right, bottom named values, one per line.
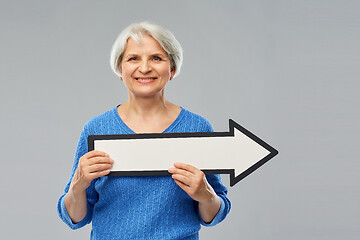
left=65, top=150, right=113, bottom=223
left=70, top=150, right=114, bottom=192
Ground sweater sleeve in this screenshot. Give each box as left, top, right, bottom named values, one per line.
left=198, top=174, right=231, bottom=226
left=57, top=125, right=98, bottom=229
left=197, top=119, right=231, bottom=226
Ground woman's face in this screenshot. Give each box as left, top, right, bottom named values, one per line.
left=121, top=34, right=174, bottom=98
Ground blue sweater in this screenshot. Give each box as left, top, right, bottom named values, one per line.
left=57, top=106, right=231, bottom=239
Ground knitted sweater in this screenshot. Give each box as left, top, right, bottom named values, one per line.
left=57, top=105, right=231, bottom=239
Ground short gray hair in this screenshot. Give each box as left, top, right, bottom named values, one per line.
left=110, top=21, right=183, bottom=78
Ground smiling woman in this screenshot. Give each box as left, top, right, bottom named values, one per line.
left=120, top=35, right=174, bottom=101
left=117, top=34, right=182, bottom=133
left=57, top=21, right=231, bottom=239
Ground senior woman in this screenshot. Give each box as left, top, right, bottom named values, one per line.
left=57, top=21, right=231, bottom=239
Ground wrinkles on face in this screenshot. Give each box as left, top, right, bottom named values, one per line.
left=120, top=35, right=174, bottom=98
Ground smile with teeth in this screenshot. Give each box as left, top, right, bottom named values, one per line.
left=135, top=77, right=157, bottom=83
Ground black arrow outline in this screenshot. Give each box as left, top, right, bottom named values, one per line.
left=88, top=119, right=278, bottom=187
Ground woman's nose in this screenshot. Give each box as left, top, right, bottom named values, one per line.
left=138, top=60, right=151, bottom=74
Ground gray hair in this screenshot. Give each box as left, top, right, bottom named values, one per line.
left=110, top=21, right=183, bottom=78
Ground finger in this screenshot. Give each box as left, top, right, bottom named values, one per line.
left=83, top=150, right=110, bottom=159
left=173, top=179, right=190, bottom=192
left=173, top=162, right=199, bottom=174
left=168, top=167, right=193, bottom=177
left=88, top=169, right=111, bottom=179
left=80, top=157, right=113, bottom=171
left=87, top=163, right=113, bottom=173
left=171, top=174, right=191, bottom=187
left=88, top=156, right=114, bottom=165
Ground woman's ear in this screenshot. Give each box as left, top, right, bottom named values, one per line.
left=170, top=68, right=175, bottom=80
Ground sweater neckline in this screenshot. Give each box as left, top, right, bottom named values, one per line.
left=112, top=104, right=186, bottom=134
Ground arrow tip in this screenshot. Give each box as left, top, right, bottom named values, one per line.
left=228, top=119, right=279, bottom=186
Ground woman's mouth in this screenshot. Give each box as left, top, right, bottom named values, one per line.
left=135, top=77, right=157, bottom=84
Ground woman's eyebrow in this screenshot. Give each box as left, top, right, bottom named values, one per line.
left=151, top=52, right=166, bottom=56
left=124, top=53, right=138, bottom=57
left=124, top=53, right=167, bottom=58
left=151, top=53, right=168, bottom=58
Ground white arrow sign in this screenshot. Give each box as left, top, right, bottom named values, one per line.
left=88, top=119, right=278, bottom=186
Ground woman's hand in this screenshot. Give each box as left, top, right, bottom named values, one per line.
left=65, top=150, right=113, bottom=223
left=70, top=150, right=114, bottom=192
left=168, top=162, right=217, bottom=204
left=168, top=162, right=221, bottom=223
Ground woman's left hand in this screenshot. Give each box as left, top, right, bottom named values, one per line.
left=168, top=162, right=216, bottom=203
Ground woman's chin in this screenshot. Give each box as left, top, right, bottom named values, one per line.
left=130, top=89, right=164, bottom=99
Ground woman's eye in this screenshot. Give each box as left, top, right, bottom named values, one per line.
left=153, top=56, right=162, bottom=61
left=128, top=57, right=137, bottom=61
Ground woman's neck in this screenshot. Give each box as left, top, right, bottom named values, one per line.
left=117, top=91, right=181, bottom=133
left=120, top=92, right=171, bottom=120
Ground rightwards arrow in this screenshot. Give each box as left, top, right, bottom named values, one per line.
left=88, top=119, right=278, bottom=187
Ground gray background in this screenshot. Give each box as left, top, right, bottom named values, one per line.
left=0, top=0, right=359, bottom=239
